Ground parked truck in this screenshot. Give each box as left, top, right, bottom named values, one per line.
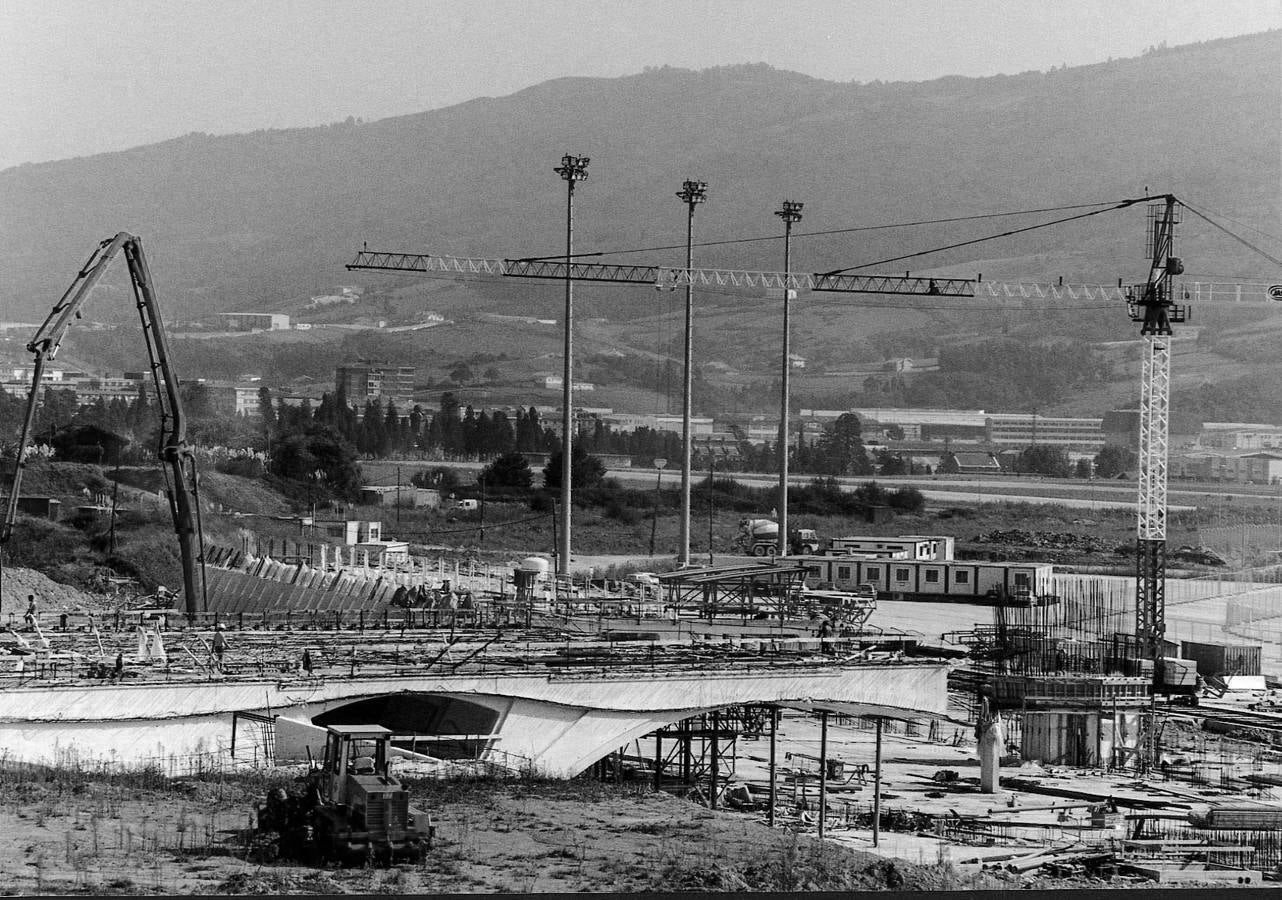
left=736, top=518, right=821, bottom=556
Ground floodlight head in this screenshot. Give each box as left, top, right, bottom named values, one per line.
left=555, top=154, right=590, bottom=182
left=676, top=180, right=708, bottom=205
left=774, top=200, right=804, bottom=224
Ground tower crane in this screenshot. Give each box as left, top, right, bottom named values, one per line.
left=1, top=233, right=207, bottom=620
left=348, top=207, right=1273, bottom=679
left=1128, top=196, right=1182, bottom=664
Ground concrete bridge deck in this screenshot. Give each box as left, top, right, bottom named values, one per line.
left=0, top=657, right=949, bottom=777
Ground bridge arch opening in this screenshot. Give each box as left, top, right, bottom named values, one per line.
left=313, top=693, right=499, bottom=759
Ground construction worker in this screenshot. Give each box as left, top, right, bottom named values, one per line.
left=23, top=595, right=37, bottom=628
left=302, top=648, right=313, bottom=675
left=212, top=624, right=230, bottom=669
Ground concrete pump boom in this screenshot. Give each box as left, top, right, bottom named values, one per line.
left=0, top=233, right=206, bottom=620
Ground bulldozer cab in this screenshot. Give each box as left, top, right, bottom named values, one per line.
left=320, top=724, right=393, bottom=806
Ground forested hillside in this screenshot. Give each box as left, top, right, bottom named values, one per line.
left=1, top=32, right=1276, bottom=323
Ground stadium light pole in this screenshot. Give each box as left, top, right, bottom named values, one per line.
left=554, top=153, right=589, bottom=576
left=676, top=179, right=707, bottom=568
left=775, top=200, right=803, bottom=557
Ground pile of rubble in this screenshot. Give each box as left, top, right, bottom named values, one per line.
left=0, top=566, right=107, bottom=614
left=968, top=530, right=1116, bottom=562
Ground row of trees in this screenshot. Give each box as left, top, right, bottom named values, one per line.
left=5, top=376, right=1139, bottom=496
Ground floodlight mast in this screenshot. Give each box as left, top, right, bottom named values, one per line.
left=553, top=154, right=589, bottom=576
left=675, top=179, right=707, bottom=568
left=773, top=200, right=803, bottom=557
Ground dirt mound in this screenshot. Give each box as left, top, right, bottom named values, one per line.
left=10, top=461, right=111, bottom=500
left=0, top=566, right=105, bottom=613
left=197, top=471, right=294, bottom=517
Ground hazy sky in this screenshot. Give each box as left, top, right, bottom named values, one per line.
left=3, top=0, right=1278, bottom=171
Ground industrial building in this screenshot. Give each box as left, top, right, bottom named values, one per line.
left=1172, top=450, right=1282, bottom=484
left=985, top=412, right=1105, bottom=454
left=606, top=412, right=714, bottom=436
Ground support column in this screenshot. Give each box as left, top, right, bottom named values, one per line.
left=710, top=710, right=720, bottom=809
left=978, top=700, right=1003, bottom=794
left=768, top=706, right=778, bottom=827
left=681, top=718, right=692, bottom=784
left=818, top=710, right=829, bottom=840
left=873, top=716, right=883, bottom=848
left=654, top=732, right=663, bottom=792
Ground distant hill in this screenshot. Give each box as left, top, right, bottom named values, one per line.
left=1, top=31, right=1277, bottom=327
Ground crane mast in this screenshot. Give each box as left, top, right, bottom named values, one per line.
left=1129, top=196, right=1184, bottom=662
left=1, top=233, right=206, bottom=620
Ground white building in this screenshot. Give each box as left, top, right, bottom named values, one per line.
left=605, top=413, right=714, bottom=436
left=540, top=375, right=595, bottom=391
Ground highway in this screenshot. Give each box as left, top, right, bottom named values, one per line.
left=380, top=460, right=1212, bottom=512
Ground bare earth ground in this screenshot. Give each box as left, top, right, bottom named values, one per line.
left=0, top=772, right=1025, bottom=895
left=3, top=708, right=1267, bottom=894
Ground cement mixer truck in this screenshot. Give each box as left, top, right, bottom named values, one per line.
left=736, top=518, right=821, bottom=557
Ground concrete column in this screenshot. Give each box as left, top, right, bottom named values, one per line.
left=979, top=713, right=1004, bottom=794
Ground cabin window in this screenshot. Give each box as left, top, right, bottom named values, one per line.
left=895, top=567, right=910, bottom=582
left=924, top=569, right=940, bottom=584
left=955, top=570, right=970, bottom=585
left=1014, top=572, right=1031, bottom=588
left=837, top=565, right=852, bottom=580
left=866, top=567, right=881, bottom=580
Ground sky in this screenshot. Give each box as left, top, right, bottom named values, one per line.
left=3, top=0, right=1279, bottom=171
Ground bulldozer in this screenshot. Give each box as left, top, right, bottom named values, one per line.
left=255, top=724, right=434, bottom=864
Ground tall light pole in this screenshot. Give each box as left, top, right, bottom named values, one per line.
left=676, top=179, right=707, bottom=568
left=554, top=153, right=589, bottom=576
left=774, top=200, right=803, bottom=556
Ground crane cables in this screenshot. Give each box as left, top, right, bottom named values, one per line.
left=1177, top=199, right=1282, bottom=270
left=818, top=197, right=1145, bottom=277
left=509, top=198, right=1129, bottom=264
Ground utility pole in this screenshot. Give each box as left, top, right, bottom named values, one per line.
left=649, top=458, right=667, bottom=557
left=774, top=200, right=803, bottom=556
left=676, top=179, right=707, bottom=568
left=707, top=451, right=715, bottom=566
left=554, top=153, right=589, bottom=576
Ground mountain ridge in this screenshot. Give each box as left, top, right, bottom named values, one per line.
left=1, top=31, right=1277, bottom=327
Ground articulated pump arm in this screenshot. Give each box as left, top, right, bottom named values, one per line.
left=1, top=233, right=206, bottom=619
